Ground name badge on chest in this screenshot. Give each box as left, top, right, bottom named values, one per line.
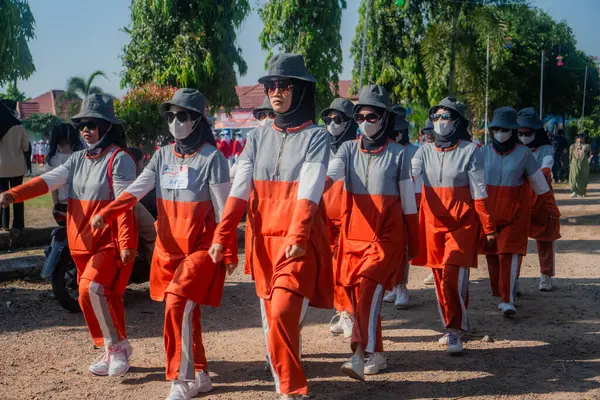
left=161, top=164, right=189, bottom=189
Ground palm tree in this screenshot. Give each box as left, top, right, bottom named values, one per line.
left=55, top=70, right=108, bottom=115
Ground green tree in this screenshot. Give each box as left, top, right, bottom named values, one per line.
left=121, top=0, right=250, bottom=112
left=0, top=81, right=28, bottom=102
left=0, top=0, right=35, bottom=86
left=259, top=0, right=346, bottom=112
left=21, top=113, right=63, bottom=139
left=350, top=0, right=429, bottom=107
left=64, top=70, right=107, bottom=99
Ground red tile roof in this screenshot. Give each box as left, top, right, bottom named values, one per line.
left=17, top=90, right=81, bottom=120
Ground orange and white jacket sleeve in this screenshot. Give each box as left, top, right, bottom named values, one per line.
left=110, top=152, right=138, bottom=252
left=208, top=151, right=237, bottom=265
left=9, top=157, right=72, bottom=202
left=467, top=147, right=495, bottom=235
left=286, top=129, right=330, bottom=249
left=400, top=148, right=419, bottom=258
left=212, top=134, right=255, bottom=246
left=525, top=150, right=560, bottom=218
left=411, top=148, right=423, bottom=208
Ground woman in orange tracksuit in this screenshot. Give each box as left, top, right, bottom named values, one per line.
left=209, top=54, right=332, bottom=400
left=480, top=107, right=560, bottom=317
left=321, top=97, right=358, bottom=338
left=91, top=89, right=234, bottom=400
left=517, top=107, right=561, bottom=292
left=0, top=95, right=137, bottom=376
left=327, top=85, right=419, bottom=380
left=411, top=97, right=496, bottom=354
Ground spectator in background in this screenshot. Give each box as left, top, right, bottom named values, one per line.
left=552, top=129, right=568, bottom=183
left=217, top=129, right=233, bottom=164
left=24, top=141, right=32, bottom=176
left=0, top=100, right=29, bottom=233
left=232, top=132, right=246, bottom=162
left=569, top=133, right=592, bottom=198
left=46, top=123, right=83, bottom=207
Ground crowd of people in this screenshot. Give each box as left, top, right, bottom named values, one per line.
left=0, top=52, right=594, bottom=400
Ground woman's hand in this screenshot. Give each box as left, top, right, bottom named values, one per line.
left=285, top=245, right=306, bottom=259
left=120, top=248, right=136, bottom=265
left=0, top=192, right=15, bottom=208
left=226, top=263, right=237, bottom=275
left=91, top=215, right=107, bottom=229
left=209, top=243, right=225, bottom=263
left=485, top=232, right=497, bottom=247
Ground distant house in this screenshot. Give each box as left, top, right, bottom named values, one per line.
left=16, top=90, right=81, bottom=120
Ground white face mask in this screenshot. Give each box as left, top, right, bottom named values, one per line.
left=494, top=130, right=512, bottom=143
left=169, top=117, right=199, bottom=140
left=327, top=121, right=349, bottom=137
left=359, top=120, right=383, bottom=139
left=434, top=120, right=454, bottom=136
left=519, top=135, right=535, bottom=145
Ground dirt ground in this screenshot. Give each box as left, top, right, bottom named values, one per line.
left=1, top=180, right=600, bottom=400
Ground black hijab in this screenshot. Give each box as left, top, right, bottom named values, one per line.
left=273, top=79, right=316, bottom=131
left=523, top=128, right=551, bottom=149
left=360, top=107, right=395, bottom=152
left=175, top=113, right=216, bottom=156
left=0, top=101, right=21, bottom=142
left=435, top=112, right=467, bottom=149
left=48, top=123, right=83, bottom=160
left=396, top=129, right=410, bottom=145
left=330, top=119, right=358, bottom=153
left=492, top=129, right=518, bottom=154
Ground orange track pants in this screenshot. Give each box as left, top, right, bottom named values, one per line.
left=432, top=265, right=470, bottom=331
left=486, top=254, right=522, bottom=304
left=350, top=277, right=384, bottom=354
left=164, top=293, right=207, bottom=381
left=392, top=246, right=410, bottom=286
left=261, top=288, right=309, bottom=396
left=536, top=240, right=555, bottom=277
left=73, top=248, right=133, bottom=347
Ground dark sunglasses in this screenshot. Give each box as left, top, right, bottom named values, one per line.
left=518, top=129, right=535, bottom=137
left=430, top=113, right=452, bottom=122
left=77, top=120, right=98, bottom=131
left=165, top=111, right=190, bottom=124
left=354, top=113, right=381, bottom=124
left=264, top=81, right=294, bottom=96
left=257, top=111, right=275, bottom=120
left=323, top=115, right=347, bottom=125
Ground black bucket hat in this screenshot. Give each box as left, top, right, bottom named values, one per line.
left=517, top=107, right=543, bottom=130
left=429, top=96, right=467, bottom=120
left=422, top=119, right=434, bottom=133
left=391, top=105, right=407, bottom=119
left=353, top=85, right=391, bottom=114
left=159, top=88, right=208, bottom=118
left=489, top=107, right=519, bottom=130
left=394, top=117, right=409, bottom=132
left=258, top=53, right=316, bottom=84
left=320, top=98, right=354, bottom=120
left=252, top=96, right=273, bottom=120
left=72, top=94, right=121, bottom=124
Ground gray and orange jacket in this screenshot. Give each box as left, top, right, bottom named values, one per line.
left=212, top=122, right=333, bottom=309
left=326, top=139, right=419, bottom=289
left=529, top=144, right=561, bottom=241
left=411, top=141, right=494, bottom=269
left=8, top=145, right=137, bottom=256
left=480, top=144, right=559, bottom=254
left=403, top=143, right=423, bottom=205
left=96, top=144, right=234, bottom=307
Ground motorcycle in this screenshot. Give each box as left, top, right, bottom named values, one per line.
left=43, top=204, right=151, bottom=313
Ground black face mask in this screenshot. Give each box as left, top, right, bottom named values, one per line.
left=492, top=130, right=518, bottom=154
left=273, top=79, right=316, bottom=131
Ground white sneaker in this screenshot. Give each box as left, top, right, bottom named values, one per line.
left=538, top=274, right=554, bottom=291
left=383, top=286, right=397, bottom=303
left=447, top=331, right=463, bottom=354
left=195, top=371, right=213, bottom=393
left=570, top=192, right=577, bottom=198
left=423, top=273, right=435, bottom=286
left=438, top=332, right=449, bottom=345
left=498, top=302, right=517, bottom=317
left=108, top=341, right=132, bottom=376
left=364, top=352, right=387, bottom=375
left=166, top=380, right=199, bottom=400
left=394, top=285, right=409, bottom=309
left=330, top=311, right=353, bottom=338
left=341, top=354, right=365, bottom=381
left=89, top=348, right=110, bottom=376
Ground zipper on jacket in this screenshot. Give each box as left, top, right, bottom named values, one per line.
left=439, top=150, right=445, bottom=183
left=275, top=131, right=287, bottom=177
left=365, top=152, right=372, bottom=189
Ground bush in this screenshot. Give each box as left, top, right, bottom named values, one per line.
left=21, top=113, right=64, bottom=139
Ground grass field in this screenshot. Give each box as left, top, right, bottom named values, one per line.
left=25, top=193, right=53, bottom=209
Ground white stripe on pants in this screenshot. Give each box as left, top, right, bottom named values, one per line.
left=366, top=284, right=383, bottom=354
left=178, top=300, right=196, bottom=381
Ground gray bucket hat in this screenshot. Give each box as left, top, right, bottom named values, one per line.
left=320, top=98, right=354, bottom=120
left=353, top=85, right=391, bottom=114
left=252, top=96, right=273, bottom=120
left=391, top=104, right=407, bottom=119
left=258, top=53, right=316, bottom=84
left=489, top=107, right=519, bottom=130
left=422, top=118, right=434, bottom=133
left=517, top=107, right=543, bottom=130
left=72, top=94, right=121, bottom=124
left=429, top=96, right=467, bottom=120
left=159, top=88, right=207, bottom=117
left=394, top=117, right=409, bottom=132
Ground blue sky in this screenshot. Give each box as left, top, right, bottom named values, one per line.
left=8, top=0, right=600, bottom=99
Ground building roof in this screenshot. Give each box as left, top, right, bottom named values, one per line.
left=17, top=90, right=81, bottom=120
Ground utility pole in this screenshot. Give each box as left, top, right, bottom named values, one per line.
left=539, top=50, right=545, bottom=119
left=582, top=65, right=588, bottom=119
left=485, top=34, right=490, bottom=145
left=359, top=0, right=371, bottom=91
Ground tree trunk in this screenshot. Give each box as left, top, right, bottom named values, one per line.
left=447, top=4, right=460, bottom=96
